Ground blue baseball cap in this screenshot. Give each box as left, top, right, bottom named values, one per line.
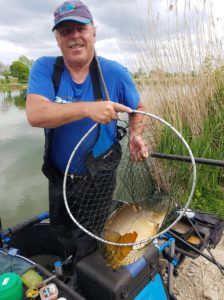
left=52, top=0, right=93, bottom=31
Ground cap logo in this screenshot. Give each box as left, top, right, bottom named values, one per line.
left=58, top=3, right=76, bottom=15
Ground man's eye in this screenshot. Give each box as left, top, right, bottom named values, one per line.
left=65, top=28, right=73, bottom=34
left=58, top=26, right=86, bottom=36
left=59, top=27, right=72, bottom=36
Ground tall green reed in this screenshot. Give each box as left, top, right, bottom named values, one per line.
left=130, top=0, right=224, bottom=216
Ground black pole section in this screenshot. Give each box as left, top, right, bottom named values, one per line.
left=169, top=231, right=224, bottom=271
left=1, top=212, right=49, bottom=238
left=151, top=152, right=224, bottom=167
left=1, top=217, right=41, bottom=238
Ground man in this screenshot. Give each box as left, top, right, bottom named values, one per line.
left=26, top=0, right=147, bottom=265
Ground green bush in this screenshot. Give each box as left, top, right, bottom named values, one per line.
left=10, top=61, right=29, bottom=83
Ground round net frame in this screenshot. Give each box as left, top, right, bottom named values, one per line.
left=63, top=111, right=196, bottom=267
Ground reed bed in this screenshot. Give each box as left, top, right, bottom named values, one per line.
left=129, top=0, right=224, bottom=217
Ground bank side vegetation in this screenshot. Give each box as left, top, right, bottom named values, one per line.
left=0, top=55, right=33, bottom=90
left=132, top=0, right=224, bottom=217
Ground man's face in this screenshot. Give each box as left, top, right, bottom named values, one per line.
left=55, top=21, right=96, bottom=66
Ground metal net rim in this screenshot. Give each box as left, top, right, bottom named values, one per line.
left=63, top=110, right=197, bottom=247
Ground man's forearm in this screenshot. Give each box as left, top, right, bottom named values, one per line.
left=129, top=100, right=146, bottom=136
left=128, top=100, right=149, bottom=161
left=26, top=94, right=132, bottom=129
left=26, top=94, right=89, bottom=128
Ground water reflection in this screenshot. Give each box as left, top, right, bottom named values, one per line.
left=0, top=90, right=48, bottom=228
left=0, top=90, right=25, bottom=110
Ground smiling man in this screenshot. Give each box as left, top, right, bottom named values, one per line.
left=26, top=0, right=147, bottom=271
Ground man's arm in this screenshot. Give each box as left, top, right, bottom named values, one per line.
left=26, top=94, right=132, bottom=128
left=128, top=100, right=149, bottom=161
left=129, top=100, right=146, bottom=133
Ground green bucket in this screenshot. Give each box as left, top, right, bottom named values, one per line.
left=0, top=272, right=23, bottom=300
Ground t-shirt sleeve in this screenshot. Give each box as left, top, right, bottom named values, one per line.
left=26, top=57, right=55, bottom=101
left=119, top=66, right=140, bottom=110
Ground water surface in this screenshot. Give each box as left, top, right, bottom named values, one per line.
left=0, top=90, right=48, bottom=228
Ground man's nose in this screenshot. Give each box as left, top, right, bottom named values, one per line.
left=70, top=28, right=80, bottom=38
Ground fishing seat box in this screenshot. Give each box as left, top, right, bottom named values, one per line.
left=76, top=244, right=161, bottom=300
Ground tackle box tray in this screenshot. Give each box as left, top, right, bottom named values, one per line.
left=76, top=244, right=162, bottom=300
left=22, top=264, right=85, bottom=300
left=169, top=216, right=213, bottom=259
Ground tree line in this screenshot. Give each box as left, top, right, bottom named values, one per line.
left=0, top=56, right=33, bottom=84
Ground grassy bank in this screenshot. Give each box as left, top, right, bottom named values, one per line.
left=0, top=83, right=27, bottom=91
left=156, top=83, right=224, bottom=218
left=0, top=77, right=27, bottom=91
left=138, top=70, right=224, bottom=218
left=190, top=85, right=224, bottom=216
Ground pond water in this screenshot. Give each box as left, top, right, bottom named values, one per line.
left=0, top=90, right=48, bottom=228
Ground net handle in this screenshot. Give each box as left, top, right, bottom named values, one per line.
left=63, top=110, right=197, bottom=247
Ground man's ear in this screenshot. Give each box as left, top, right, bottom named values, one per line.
left=93, top=25, right=97, bottom=43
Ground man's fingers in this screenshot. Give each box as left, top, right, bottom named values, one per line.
left=111, top=110, right=118, bottom=120
left=130, top=135, right=149, bottom=161
left=131, top=149, right=148, bottom=161
left=113, top=102, right=132, bottom=113
left=91, top=101, right=131, bottom=123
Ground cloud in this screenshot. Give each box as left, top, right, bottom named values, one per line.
left=0, top=0, right=223, bottom=71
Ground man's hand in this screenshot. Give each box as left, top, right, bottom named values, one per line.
left=87, top=101, right=132, bottom=124
left=128, top=101, right=148, bottom=161
left=129, top=135, right=149, bottom=161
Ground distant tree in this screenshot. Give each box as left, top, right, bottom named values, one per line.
left=0, top=62, right=10, bottom=82
left=191, top=70, right=197, bottom=77
left=132, top=67, right=147, bottom=79
left=0, top=61, right=9, bottom=76
left=149, top=68, right=165, bottom=77
left=165, top=72, right=173, bottom=78
left=10, top=61, right=29, bottom=83
left=0, top=61, right=5, bottom=75
left=3, top=69, right=10, bottom=82
left=18, top=55, right=34, bottom=69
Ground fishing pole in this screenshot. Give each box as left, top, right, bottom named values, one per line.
left=151, top=152, right=224, bottom=167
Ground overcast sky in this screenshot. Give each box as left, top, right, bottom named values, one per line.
left=0, top=0, right=223, bottom=71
